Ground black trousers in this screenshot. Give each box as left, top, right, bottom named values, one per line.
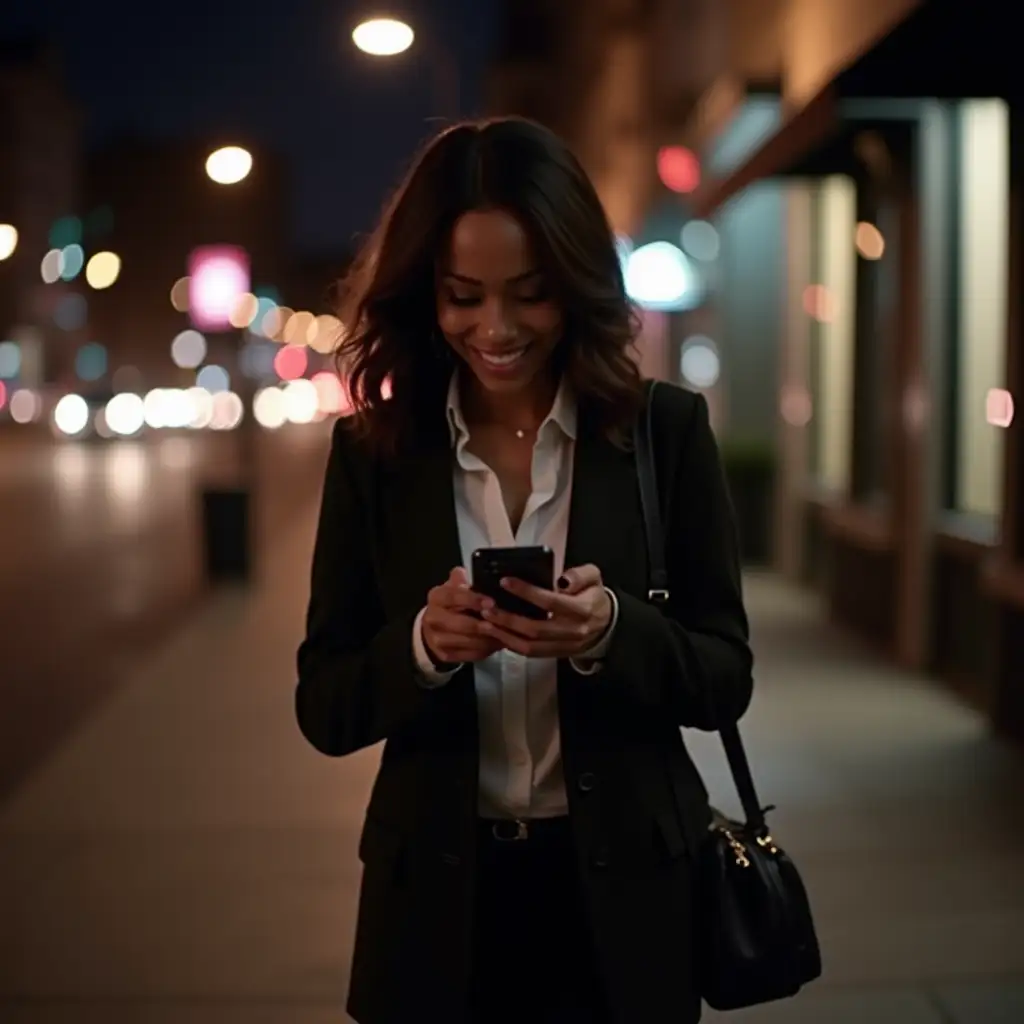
left=468, top=816, right=613, bottom=1024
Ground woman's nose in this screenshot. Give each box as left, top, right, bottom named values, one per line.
left=478, top=301, right=516, bottom=341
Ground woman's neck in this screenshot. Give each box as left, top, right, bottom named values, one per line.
left=460, top=370, right=559, bottom=432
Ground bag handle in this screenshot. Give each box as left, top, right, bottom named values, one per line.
left=634, top=381, right=769, bottom=834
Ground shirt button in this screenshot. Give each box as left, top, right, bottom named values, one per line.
left=577, top=772, right=598, bottom=793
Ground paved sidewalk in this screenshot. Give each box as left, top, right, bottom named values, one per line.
left=1, top=505, right=1023, bottom=1023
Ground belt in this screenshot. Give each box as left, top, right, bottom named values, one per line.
left=478, top=815, right=570, bottom=843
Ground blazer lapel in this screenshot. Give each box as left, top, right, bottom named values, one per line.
left=375, top=413, right=464, bottom=620
left=564, top=415, right=648, bottom=599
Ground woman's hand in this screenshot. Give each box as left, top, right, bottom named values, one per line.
left=421, top=567, right=502, bottom=666
left=479, top=563, right=613, bottom=659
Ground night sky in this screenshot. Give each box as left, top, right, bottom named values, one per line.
left=2, top=0, right=497, bottom=256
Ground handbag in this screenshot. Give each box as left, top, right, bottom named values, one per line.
left=633, top=381, right=822, bottom=1011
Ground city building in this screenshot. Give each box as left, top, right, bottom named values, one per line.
left=0, top=36, right=81, bottom=391
left=683, top=0, right=1024, bottom=738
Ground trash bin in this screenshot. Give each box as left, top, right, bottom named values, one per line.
left=200, top=487, right=252, bottom=583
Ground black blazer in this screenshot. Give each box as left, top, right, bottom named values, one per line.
left=295, top=380, right=753, bottom=1024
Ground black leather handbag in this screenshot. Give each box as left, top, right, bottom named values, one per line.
left=634, top=382, right=822, bottom=1012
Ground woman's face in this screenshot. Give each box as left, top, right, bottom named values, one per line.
left=437, top=208, right=563, bottom=395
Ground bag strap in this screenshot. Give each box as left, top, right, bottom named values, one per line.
left=634, top=381, right=768, bottom=834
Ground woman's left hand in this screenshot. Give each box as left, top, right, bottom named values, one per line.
left=479, top=563, right=613, bottom=658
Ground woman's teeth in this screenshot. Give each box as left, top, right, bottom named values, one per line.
left=478, top=346, right=527, bottom=367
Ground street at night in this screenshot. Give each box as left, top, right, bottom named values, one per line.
left=0, top=425, right=331, bottom=800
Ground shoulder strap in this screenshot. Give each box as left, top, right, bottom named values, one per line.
left=633, top=381, right=768, bottom=834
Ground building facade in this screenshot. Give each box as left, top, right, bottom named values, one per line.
left=684, top=0, right=1024, bottom=740
left=0, top=37, right=81, bottom=389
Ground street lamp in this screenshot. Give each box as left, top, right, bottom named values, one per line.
left=350, top=14, right=459, bottom=118
left=352, top=17, right=414, bottom=56
left=205, top=146, right=253, bottom=185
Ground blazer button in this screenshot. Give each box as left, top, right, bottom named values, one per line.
left=440, top=852, right=461, bottom=867
left=577, top=772, right=598, bottom=793
left=591, top=849, right=610, bottom=869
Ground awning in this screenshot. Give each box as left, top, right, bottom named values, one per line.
left=692, top=0, right=1019, bottom=218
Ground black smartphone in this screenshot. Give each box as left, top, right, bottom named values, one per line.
left=471, top=545, right=555, bottom=621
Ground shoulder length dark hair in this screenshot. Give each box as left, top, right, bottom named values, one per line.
left=334, top=116, right=644, bottom=454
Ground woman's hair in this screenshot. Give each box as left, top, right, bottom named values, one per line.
left=334, top=116, right=644, bottom=453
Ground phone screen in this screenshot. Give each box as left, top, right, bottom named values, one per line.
left=471, top=546, right=554, bottom=621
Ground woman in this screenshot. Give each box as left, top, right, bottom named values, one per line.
left=295, top=117, right=753, bottom=1024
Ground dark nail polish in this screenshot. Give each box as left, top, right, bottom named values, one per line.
left=557, top=575, right=569, bottom=589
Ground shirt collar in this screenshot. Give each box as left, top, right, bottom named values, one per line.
left=445, top=371, right=578, bottom=446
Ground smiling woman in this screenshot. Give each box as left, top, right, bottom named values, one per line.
left=299, top=115, right=754, bottom=1024
left=333, top=116, right=644, bottom=456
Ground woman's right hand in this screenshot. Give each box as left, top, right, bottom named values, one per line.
left=421, top=567, right=502, bottom=666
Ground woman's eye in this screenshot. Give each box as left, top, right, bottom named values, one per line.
left=447, top=293, right=480, bottom=307
left=517, top=291, right=548, bottom=304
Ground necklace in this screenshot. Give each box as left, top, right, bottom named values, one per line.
left=515, top=429, right=526, bottom=439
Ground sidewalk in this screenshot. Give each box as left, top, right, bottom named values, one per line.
left=1, top=504, right=1023, bottom=1023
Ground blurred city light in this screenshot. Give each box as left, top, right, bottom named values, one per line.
left=85, top=251, right=122, bottom=289
left=9, top=388, right=41, bottom=424
left=0, top=224, right=17, bottom=260
left=49, top=216, right=82, bottom=249
left=188, top=246, right=250, bottom=330
left=54, top=393, right=89, bottom=436
left=41, top=249, right=63, bottom=284
left=274, top=344, right=308, bottom=380
left=196, top=364, right=230, bottom=393
left=855, top=222, right=886, bottom=260
left=681, top=220, right=720, bottom=262
left=205, top=146, right=253, bottom=185
left=105, top=393, right=146, bottom=436
left=170, top=276, right=190, bottom=312
left=0, top=341, right=20, bottom=378
left=986, top=388, right=1015, bottom=428
left=679, top=336, right=721, bottom=389
left=624, top=242, right=702, bottom=311
left=312, top=370, right=348, bottom=413
left=657, top=146, right=700, bottom=194
left=60, top=244, right=85, bottom=281
left=210, top=391, right=244, bottom=430
left=253, top=386, right=287, bottom=428
left=170, top=329, right=207, bottom=369
left=310, top=314, right=343, bottom=354
left=229, top=292, right=259, bottom=329
left=780, top=384, right=814, bottom=428
left=283, top=378, right=319, bottom=423
left=0, top=380, right=6, bottom=411
left=284, top=310, right=315, bottom=346
left=75, top=343, right=108, bottom=381
left=352, top=17, right=414, bottom=56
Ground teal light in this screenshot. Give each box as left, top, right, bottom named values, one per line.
left=49, top=216, right=82, bottom=249
left=75, top=343, right=108, bottom=382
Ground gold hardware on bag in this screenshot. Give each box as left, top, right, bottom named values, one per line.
left=720, top=827, right=750, bottom=868
left=756, top=834, right=779, bottom=854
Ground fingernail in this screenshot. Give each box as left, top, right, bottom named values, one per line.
left=500, top=578, right=512, bottom=589
left=481, top=598, right=494, bottom=610
left=557, top=576, right=569, bottom=590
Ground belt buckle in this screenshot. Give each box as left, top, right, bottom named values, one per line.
left=492, top=818, right=528, bottom=842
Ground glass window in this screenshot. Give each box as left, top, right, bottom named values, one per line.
left=954, top=99, right=1009, bottom=518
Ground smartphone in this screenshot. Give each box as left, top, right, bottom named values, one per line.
left=471, top=545, right=555, bottom=621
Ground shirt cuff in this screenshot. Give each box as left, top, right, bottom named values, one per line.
left=412, top=607, right=462, bottom=688
left=569, top=587, right=619, bottom=676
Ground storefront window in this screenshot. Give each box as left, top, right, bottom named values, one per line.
left=809, top=175, right=857, bottom=496
left=954, top=99, right=1009, bottom=519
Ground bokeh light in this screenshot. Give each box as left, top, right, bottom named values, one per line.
left=679, top=336, right=721, bottom=389
left=54, top=393, right=89, bottom=436
left=274, top=344, right=308, bottom=381
left=49, top=216, right=81, bottom=249
left=205, top=146, right=253, bottom=185
left=680, top=221, right=720, bottom=262
left=85, top=251, right=122, bottom=289
left=657, top=146, right=700, bottom=194
left=54, top=294, right=88, bottom=331
left=188, top=246, right=250, bottom=331
left=75, top=343, right=108, bottom=382
left=196, top=364, right=230, bottom=393
left=170, top=329, right=207, bottom=369
left=105, top=393, right=146, bottom=436
left=0, top=224, right=17, bottom=261
left=41, top=249, right=63, bottom=284
left=855, top=222, right=886, bottom=260
left=0, top=341, right=21, bottom=379
left=60, top=244, right=85, bottom=281
left=9, top=388, right=41, bottom=424
left=170, top=276, right=191, bottom=312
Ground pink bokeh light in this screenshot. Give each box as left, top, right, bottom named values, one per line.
left=188, top=246, right=250, bottom=331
